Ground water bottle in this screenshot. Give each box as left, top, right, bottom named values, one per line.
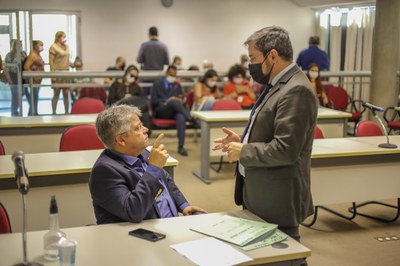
left=43, top=195, right=66, bottom=261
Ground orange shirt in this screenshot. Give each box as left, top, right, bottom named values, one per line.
left=194, top=83, right=221, bottom=103
left=223, top=81, right=255, bottom=108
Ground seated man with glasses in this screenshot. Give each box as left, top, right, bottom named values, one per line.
left=89, top=105, right=205, bottom=224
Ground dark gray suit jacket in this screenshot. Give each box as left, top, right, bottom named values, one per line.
left=89, top=149, right=187, bottom=224
left=235, top=65, right=318, bottom=227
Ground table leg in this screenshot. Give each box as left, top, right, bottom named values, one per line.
left=192, top=120, right=211, bottom=184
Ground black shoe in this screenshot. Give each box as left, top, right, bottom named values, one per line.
left=178, top=146, right=188, bottom=156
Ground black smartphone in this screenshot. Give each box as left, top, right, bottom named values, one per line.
left=128, top=228, right=166, bottom=242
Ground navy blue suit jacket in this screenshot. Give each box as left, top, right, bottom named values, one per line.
left=89, top=149, right=188, bottom=224
left=151, top=79, right=184, bottom=109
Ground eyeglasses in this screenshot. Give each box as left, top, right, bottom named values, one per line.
left=119, top=122, right=144, bottom=135
left=249, top=51, right=271, bottom=64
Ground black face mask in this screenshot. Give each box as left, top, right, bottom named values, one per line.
left=248, top=54, right=274, bottom=85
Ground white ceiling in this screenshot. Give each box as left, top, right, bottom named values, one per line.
left=290, top=0, right=375, bottom=8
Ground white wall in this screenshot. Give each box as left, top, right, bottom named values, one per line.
left=1, top=0, right=315, bottom=71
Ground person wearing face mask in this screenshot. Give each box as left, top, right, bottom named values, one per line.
left=192, top=69, right=221, bottom=111
left=49, top=31, right=76, bottom=114
left=213, top=26, right=318, bottom=249
left=307, top=63, right=329, bottom=106
left=223, top=64, right=255, bottom=110
left=151, top=65, right=197, bottom=156
left=24, top=40, right=45, bottom=115
left=108, top=65, right=151, bottom=135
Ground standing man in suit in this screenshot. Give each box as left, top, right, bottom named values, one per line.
left=213, top=26, right=318, bottom=242
left=89, top=105, right=205, bottom=224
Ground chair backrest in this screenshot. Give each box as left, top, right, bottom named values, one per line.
left=0, top=202, right=12, bottom=234
left=79, top=87, right=107, bottom=104
left=186, top=90, right=195, bottom=110
left=211, top=100, right=242, bottom=111
left=356, top=121, right=383, bottom=137
left=326, top=86, right=349, bottom=111
left=0, top=140, right=5, bottom=156
left=60, top=125, right=105, bottom=151
left=71, top=98, right=106, bottom=114
left=314, top=126, right=324, bottom=139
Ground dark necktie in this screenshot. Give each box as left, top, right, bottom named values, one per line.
left=242, top=84, right=273, bottom=140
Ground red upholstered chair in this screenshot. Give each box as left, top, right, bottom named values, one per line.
left=383, top=107, right=400, bottom=135
left=0, top=140, right=5, bottom=156
left=0, top=202, right=12, bottom=234
left=211, top=100, right=242, bottom=111
left=60, top=125, right=105, bottom=152
left=314, top=126, right=324, bottom=139
left=356, top=121, right=383, bottom=137
left=79, top=87, right=107, bottom=104
left=326, top=86, right=366, bottom=135
left=71, top=98, right=106, bottom=114
left=209, top=100, right=242, bottom=172
left=185, top=90, right=195, bottom=110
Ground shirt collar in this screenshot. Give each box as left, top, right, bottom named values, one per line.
left=109, top=149, right=140, bottom=166
left=271, top=62, right=296, bottom=86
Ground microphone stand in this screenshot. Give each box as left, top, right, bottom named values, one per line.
left=372, top=110, right=398, bottom=149
left=13, top=170, right=43, bottom=266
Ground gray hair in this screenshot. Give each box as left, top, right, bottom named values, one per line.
left=96, top=105, right=142, bottom=148
left=244, top=26, right=293, bottom=61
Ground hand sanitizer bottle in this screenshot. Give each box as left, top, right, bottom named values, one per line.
left=43, top=195, right=66, bottom=261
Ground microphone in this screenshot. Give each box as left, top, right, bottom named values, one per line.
left=394, top=106, right=400, bottom=111
left=12, top=151, right=30, bottom=195
left=362, top=102, right=384, bottom=112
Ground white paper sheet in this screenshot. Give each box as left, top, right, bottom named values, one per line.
left=170, top=237, right=253, bottom=266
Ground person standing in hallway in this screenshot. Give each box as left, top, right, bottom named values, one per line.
left=24, top=40, right=45, bottom=115
left=296, top=36, right=330, bottom=71
left=49, top=31, right=75, bottom=114
left=213, top=26, right=318, bottom=243
left=137, top=26, right=169, bottom=71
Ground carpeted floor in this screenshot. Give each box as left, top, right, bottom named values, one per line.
left=152, top=130, right=400, bottom=266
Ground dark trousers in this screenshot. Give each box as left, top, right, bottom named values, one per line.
left=155, top=99, right=192, bottom=147
left=24, top=86, right=40, bottom=115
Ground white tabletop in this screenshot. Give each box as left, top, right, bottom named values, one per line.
left=191, top=107, right=350, bottom=122
left=0, top=114, right=97, bottom=128
left=0, top=149, right=178, bottom=179
left=0, top=210, right=311, bottom=266
left=312, top=135, right=400, bottom=159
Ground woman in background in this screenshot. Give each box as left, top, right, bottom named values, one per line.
left=49, top=31, right=75, bottom=114
left=223, top=64, right=255, bottom=110
left=24, top=40, right=45, bottom=115
left=192, top=69, right=221, bottom=111
left=5, top=39, right=27, bottom=116
left=307, top=63, right=328, bottom=106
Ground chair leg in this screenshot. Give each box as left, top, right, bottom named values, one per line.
left=348, top=198, right=400, bottom=223
left=301, top=203, right=357, bottom=227
left=210, top=156, right=224, bottom=173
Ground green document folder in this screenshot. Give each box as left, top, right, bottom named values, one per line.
left=190, top=215, right=287, bottom=250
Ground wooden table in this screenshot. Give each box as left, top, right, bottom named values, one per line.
left=0, top=114, right=97, bottom=154
left=0, top=149, right=178, bottom=233
left=0, top=210, right=311, bottom=266
left=191, top=107, right=351, bottom=183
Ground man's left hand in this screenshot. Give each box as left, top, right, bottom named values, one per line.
left=227, top=142, right=243, bottom=162
left=182, top=206, right=207, bottom=216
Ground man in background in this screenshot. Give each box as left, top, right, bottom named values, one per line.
left=296, top=35, right=330, bottom=71
left=137, top=26, right=169, bottom=71
left=151, top=65, right=196, bottom=156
